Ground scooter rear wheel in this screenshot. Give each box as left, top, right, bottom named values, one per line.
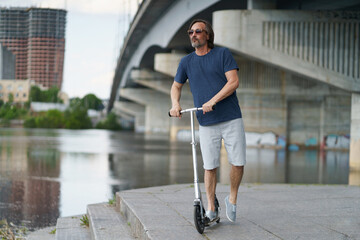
left=194, top=205, right=205, bottom=234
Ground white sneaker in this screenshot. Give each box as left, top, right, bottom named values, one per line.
left=225, top=195, right=236, bottom=222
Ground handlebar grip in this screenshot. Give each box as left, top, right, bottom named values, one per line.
left=168, top=111, right=181, bottom=117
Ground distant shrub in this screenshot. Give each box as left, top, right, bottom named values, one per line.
left=96, top=113, right=121, bottom=131
left=64, top=106, right=92, bottom=129
left=24, top=117, right=37, bottom=128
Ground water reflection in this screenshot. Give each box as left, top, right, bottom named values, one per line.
left=0, top=128, right=356, bottom=230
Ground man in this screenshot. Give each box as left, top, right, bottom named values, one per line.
left=169, top=19, right=246, bottom=224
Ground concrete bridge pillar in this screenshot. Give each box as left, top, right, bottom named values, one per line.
left=154, top=51, right=195, bottom=141
left=119, top=88, right=170, bottom=135
left=113, top=101, right=145, bottom=132
left=350, top=93, right=360, bottom=171
left=154, top=50, right=186, bottom=77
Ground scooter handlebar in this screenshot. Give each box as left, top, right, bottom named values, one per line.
left=168, top=105, right=215, bottom=117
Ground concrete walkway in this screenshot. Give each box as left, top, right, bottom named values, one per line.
left=117, top=183, right=360, bottom=240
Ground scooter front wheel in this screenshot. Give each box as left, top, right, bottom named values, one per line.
left=194, top=205, right=205, bottom=234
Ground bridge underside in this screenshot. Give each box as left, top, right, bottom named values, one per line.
left=110, top=0, right=360, bottom=171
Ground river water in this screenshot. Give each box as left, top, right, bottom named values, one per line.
left=0, top=128, right=352, bottom=230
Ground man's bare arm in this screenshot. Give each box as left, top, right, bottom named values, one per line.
left=170, top=81, right=184, bottom=117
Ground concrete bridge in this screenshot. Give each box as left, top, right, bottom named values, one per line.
left=108, top=0, right=360, bottom=172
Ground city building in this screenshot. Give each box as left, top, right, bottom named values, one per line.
left=0, top=43, right=15, bottom=79
left=0, top=7, right=66, bottom=89
left=0, top=79, right=33, bottom=103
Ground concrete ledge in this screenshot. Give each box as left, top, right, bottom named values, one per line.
left=55, top=215, right=90, bottom=240
left=87, top=203, right=134, bottom=240
left=116, top=183, right=360, bottom=240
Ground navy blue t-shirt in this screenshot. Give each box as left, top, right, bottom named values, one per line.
left=174, top=47, right=242, bottom=126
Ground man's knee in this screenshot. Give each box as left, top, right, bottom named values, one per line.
left=205, top=168, right=217, bottom=173
left=232, top=165, right=244, bottom=169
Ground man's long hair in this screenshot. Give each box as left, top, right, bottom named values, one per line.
left=188, top=19, right=214, bottom=49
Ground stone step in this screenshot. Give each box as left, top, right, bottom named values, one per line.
left=55, top=215, right=91, bottom=240
left=116, top=185, right=205, bottom=240
left=26, top=226, right=56, bottom=240
left=87, top=203, right=134, bottom=240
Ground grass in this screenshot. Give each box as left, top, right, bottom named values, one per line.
left=108, top=194, right=116, bottom=205
left=49, top=228, right=56, bottom=234
left=80, top=215, right=89, bottom=228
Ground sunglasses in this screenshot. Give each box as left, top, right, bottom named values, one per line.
left=187, top=29, right=207, bottom=36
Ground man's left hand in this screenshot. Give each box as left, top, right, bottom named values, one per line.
left=202, top=100, right=216, bottom=114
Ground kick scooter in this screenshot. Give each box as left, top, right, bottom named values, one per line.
left=169, top=107, right=220, bottom=234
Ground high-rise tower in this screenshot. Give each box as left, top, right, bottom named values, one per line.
left=0, top=7, right=66, bottom=89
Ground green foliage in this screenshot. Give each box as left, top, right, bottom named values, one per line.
left=80, top=215, right=89, bottom=227
left=64, top=105, right=92, bottom=129
left=69, top=97, right=81, bottom=108
left=29, top=85, right=42, bottom=102
left=7, top=93, right=14, bottom=104
left=0, top=103, right=28, bottom=124
left=23, top=117, right=37, bottom=128
left=81, top=93, right=104, bottom=110
left=29, top=86, right=63, bottom=103
left=0, top=89, right=112, bottom=131
left=96, top=112, right=121, bottom=131
left=37, top=110, right=65, bottom=128
left=25, top=108, right=91, bottom=130
left=44, top=86, right=62, bottom=103
left=108, top=194, right=116, bottom=205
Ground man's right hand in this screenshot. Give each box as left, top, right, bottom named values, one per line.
left=169, top=104, right=182, bottom=118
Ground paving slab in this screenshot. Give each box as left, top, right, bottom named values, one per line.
left=27, top=226, right=56, bottom=240
left=87, top=203, right=134, bottom=240
left=117, top=183, right=360, bottom=240
left=55, top=215, right=90, bottom=240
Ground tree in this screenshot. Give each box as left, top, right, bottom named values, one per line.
left=64, top=105, right=92, bottom=129
left=43, top=86, right=62, bottom=103
left=29, top=85, right=63, bottom=103
left=37, top=109, right=65, bottom=128
left=29, top=86, right=42, bottom=102
left=81, top=94, right=104, bottom=110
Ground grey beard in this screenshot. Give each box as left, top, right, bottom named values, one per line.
left=191, top=42, right=199, bottom=48
left=191, top=41, right=205, bottom=48
left=191, top=38, right=206, bottom=48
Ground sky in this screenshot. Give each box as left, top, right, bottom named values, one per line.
left=0, top=0, right=140, bottom=99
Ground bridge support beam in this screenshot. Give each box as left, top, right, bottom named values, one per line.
left=350, top=93, right=360, bottom=171
left=113, top=101, right=145, bottom=132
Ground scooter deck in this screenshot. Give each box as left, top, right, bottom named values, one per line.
left=204, top=216, right=220, bottom=227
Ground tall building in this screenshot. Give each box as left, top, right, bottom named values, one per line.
left=0, top=43, right=15, bottom=79
left=0, top=7, right=66, bottom=89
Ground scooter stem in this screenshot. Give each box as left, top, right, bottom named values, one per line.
left=190, top=111, right=201, bottom=200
